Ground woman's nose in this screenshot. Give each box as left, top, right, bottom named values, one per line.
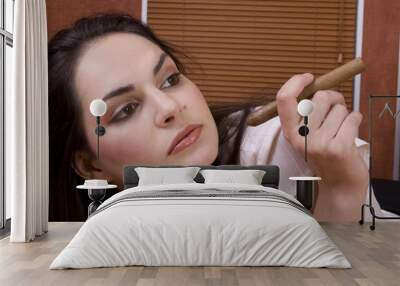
left=151, top=90, right=183, bottom=127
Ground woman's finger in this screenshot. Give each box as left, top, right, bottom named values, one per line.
left=333, top=111, right=362, bottom=148
left=308, top=90, right=346, bottom=131
left=276, top=73, right=314, bottom=139
left=316, top=103, right=349, bottom=140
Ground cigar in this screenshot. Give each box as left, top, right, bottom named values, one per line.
left=246, top=58, right=367, bottom=126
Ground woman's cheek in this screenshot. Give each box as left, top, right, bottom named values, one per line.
left=180, top=76, right=203, bottom=100
left=100, top=131, right=153, bottom=165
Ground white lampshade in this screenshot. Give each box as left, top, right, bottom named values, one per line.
left=90, top=99, right=107, bottom=117
left=297, top=99, right=314, bottom=117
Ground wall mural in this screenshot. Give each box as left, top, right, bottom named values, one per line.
left=46, top=12, right=394, bottom=225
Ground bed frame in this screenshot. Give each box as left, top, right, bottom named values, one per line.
left=123, top=165, right=280, bottom=190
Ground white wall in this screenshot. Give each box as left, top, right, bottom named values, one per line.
left=141, top=0, right=147, bottom=24
left=353, top=0, right=364, bottom=113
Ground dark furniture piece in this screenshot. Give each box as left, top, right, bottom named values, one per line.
left=371, top=178, right=400, bottom=216
left=123, top=165, right=322, bottom=211
left=359, top=95, right=400, bottom=230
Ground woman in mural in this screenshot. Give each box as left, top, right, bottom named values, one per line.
left=48, top=14, right=376, bottom=222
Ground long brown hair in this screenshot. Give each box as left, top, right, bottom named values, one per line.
left=48, top=14, right=265, bottom=221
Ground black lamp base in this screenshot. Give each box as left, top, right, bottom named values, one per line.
left=289, top=177, right=321, bottom=211
left=296, top=180, right=315, bottom=210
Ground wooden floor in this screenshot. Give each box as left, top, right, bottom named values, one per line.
left=0, top=222, right=399, bottom=286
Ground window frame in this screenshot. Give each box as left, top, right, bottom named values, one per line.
left=0, top=0, right=14, bottom=232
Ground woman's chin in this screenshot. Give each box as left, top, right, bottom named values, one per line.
left=169, top=145, right=217, bottom=166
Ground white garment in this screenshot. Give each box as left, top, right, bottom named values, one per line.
left=239, top=116, right=384, bottom=221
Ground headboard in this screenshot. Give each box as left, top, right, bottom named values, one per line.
left=123, top=165, right=280, bottom=189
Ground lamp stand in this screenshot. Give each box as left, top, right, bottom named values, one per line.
left=298, top=116, right=309, bottom=162
left=94, top=116, right=106, bottom=161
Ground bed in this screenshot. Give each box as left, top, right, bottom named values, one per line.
left=49, top=165, right=350, bottom=269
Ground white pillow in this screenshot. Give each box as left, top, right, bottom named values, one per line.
left=135, top=167, right=201, bottom=186
left=200, top=169, right=266, bottom=185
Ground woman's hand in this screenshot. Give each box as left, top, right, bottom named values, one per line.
left=276, top=73, right=369, bottom=222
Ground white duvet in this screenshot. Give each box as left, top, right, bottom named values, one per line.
left=50, top=183, right=351, bottom=269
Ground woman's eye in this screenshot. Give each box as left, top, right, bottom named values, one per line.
left=111, top=102, right=138, bottom=123
left=161, top=72, right=181, bottom=89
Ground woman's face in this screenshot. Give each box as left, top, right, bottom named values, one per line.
left=74, top=33, right=219, bottom=185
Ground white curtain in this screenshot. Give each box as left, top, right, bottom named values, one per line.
left=7, top=0, right=49, bottom=242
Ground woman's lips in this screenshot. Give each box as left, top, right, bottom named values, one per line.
left=168, top=125, right=203, bottom=155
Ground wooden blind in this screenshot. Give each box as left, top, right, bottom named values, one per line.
left=147, top=0, right=356, bottom=108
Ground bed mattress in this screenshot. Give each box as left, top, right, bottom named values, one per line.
left=50, top=183, right=350, bottom=269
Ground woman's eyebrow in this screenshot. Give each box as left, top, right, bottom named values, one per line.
left=102, top=53, right=168, bottom=102
left=103, top=84, right=135, bottom=102
left=153, top=53, right=168, bottom=76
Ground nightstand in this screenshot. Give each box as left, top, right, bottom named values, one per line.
left=289, top=176, right=321, bottom=210
left=77, top=182, right=117, bottom=216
